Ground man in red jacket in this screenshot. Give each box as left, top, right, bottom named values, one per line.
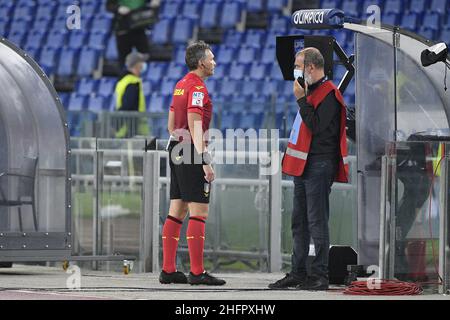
left=269, top=47, right=348, bottom=291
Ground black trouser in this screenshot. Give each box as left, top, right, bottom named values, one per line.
left=291, top=159, right=337, bottom=280
left=116, top=28, right=150, bottom=67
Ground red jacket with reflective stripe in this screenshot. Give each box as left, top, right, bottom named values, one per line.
left=282, top=80, right=349, bottom=183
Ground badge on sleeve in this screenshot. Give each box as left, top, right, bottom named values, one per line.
left=192, top=91, right=204, bottom=107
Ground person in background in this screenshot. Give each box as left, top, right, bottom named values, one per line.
left=106, top=0, right=151, bottom=68
left=114, top=51, right=149, bottom=138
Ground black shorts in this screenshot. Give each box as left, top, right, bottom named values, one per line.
left=169, top=142, right=211, bottom=204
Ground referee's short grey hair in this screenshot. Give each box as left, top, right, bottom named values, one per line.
left=296, top=47, right=325, bottom=70
left=185, top=41, right=211, bottom=71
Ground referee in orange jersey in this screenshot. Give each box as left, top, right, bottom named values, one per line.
left=159, top=41, right=225, bottom=286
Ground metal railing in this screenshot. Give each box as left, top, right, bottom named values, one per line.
left=70, top=137, right=357, bottom=273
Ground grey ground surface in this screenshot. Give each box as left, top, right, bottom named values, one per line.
left=0, top=264, right=447, bottom=300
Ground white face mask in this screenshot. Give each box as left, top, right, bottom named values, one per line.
left=293, top=68, right=303, bottom=79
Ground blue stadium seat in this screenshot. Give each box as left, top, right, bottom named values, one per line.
left=261, top=80, right=279, bottom=97
left=248, top=62, right=267, bottom=80
left=270, top=15, right=289, bottom=33
left=160, top=78, right=177, bottom=96
left=267, top=0, right=286, bottom=13
left=383, top=0, right=402, bottom=14
left=145, top=62, right=168, bottom=83
left=332, top=29, right=347, bottom=45
left=265, top=31, right=280, bottom=47
left=55, top=3, right=71, bottom=18
left=281, top=81, right=292, bottom=96
left=87, top=31, right=107, bottom=50
left=32, top=17, right=51, bottom=32
left=212, top=63, right=230, bottom=78
left=269, top=63, right=284, bottom=81
left=261, top=46, right=275, bottom=64
left=148, top=93, right=167, bottom=112
left=382, top=13, right=399, bottom=26
left=7, top=31, right=26, bottom=47
left=441, top=26, right=450, bottom=42
left=8, top=19, right=30, bottom=35
left=238, top=112, right=263, bottom=130
left=409, top=0, right=427, bottom=14
left=45, top=30, right=68, bottom=49
left=219, top=79, right=239, bottom=96
left=173, top=46, right=186, bottom=64
left=341, top=0, right=360, bottom=17
left=24, top=47, right=40, bottom=61
left=160, top=1, right=181, bottom=19
left=35, top=3, right=56, bottom=20
left=220, top=2, right=242, bottom=28
left=68, top=94, right=86, bottom=111
left=39, top=46, right=59, bottom=75
left=91, top=14, right=112, bottom=33
left=166, top=63, right=185, bottom=80
left=401, top=13, right=419, bottom=31
left=418, top=26, right=436, bottom=40
left=361, top=0, right=382, bottom=11
left=97, top=78, right=117, bottom=97
left=237, top=47, right=256, bottom=64
left=87, top=95, right=106, bottom=112
left=152, top=19, right=172, bottom=45
left=77, top=78, right=98, bottom=96
left=51, top=17, right=69, bottom=30
left=205, top=78, right=218, bottom=92
left=172, top=18, right=194, bottom=44
left=182, top=2, right=201, bottom=20
left=241, top=80, right=262, bottom=96
left=220, top=112, right=237, bottom=131
left=0, top=5, right=12, bottom=18
left=13, top=5, right=34, bottom=20
left=105, top=35, right=118, bottom=60
left=216, top=46, right=236, bottom=64
left=223, top=30, right=244, bottom=48
left=57, top=47, right=77, bottom=76
left=77, top=48, right=99, bottom=77
left=247, top=0, right=264, bottom=12
left=200, top=2, right=220, bottom=28
left=57, top=92, right=70, bottom=109
left=143, top=81, right=152, bottom=95
left=68, top=30, right=87, bottom=49
left=24, top=30, right=46, bottom=50
left=229, top=63, right=248, bottom=80
left=244, top=30, right=266, bottom=49
left=321, top=0, right=342, bottom=9
left=422, top=13, right=440, bottom=31
left=430, top=0, right=448, bottom=14
left=80, top=2, right=98, bottom=18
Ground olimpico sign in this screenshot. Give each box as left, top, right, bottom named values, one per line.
left=293, top=10, right=325, bottom=25
left=291, top=9, right=345, bottom=30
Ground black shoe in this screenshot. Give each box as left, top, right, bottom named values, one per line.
left=188, top=271, right=226, bottom=286
left=159, top=270, right=188, bottom=284
left=268, top=273, right=306, bottom=289
left=297, top=276, right=329, bottom=291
